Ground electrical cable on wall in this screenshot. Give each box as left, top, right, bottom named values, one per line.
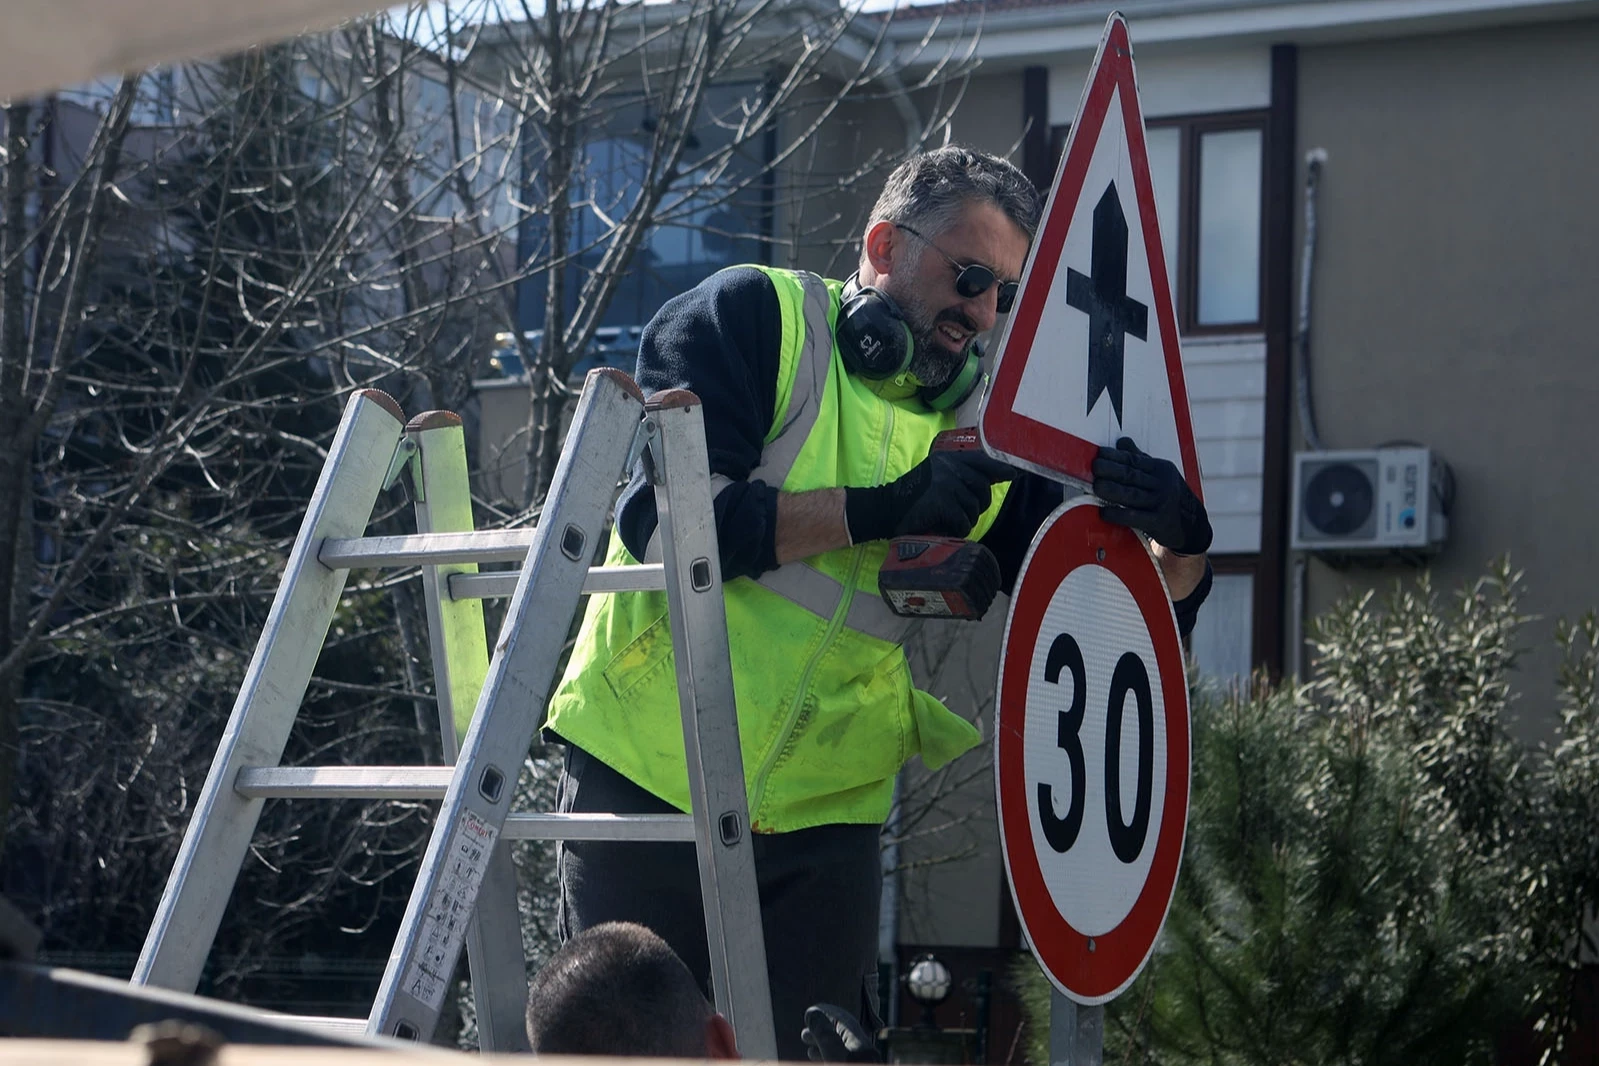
left=1291, top=149, right=1328, bottom=682
left=1296, top=148, right=1328, bottom=452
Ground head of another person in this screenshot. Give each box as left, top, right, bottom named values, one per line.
left=857, top=146, right=1042, bottom=393
left=525, top=921, right=739, bottom=1059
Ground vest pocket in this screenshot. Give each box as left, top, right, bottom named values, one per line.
left=602, top=612, right=676, bottom=701
left=799, top=653, right=914, bottom=783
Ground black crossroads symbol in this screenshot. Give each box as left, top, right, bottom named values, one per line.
left=1066, top=183, right=1148, bottom=425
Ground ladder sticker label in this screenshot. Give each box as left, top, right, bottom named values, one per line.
left=403, top=809, right=500, bottom=1011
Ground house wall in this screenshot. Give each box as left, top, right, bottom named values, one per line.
left=1294, top=17, right=1599, bottom=741
left=895, top=613, right=1009, bottom=949
left=772, top=80, right=889, bottom=277
left=1046, top=41, right=1271, bottom=120
left=935, top=67, right=1027, bottom=160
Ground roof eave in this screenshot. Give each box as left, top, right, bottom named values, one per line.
left=886, top=0, right=1599, bottom=66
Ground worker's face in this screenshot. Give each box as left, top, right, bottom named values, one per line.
left=885, top=200, right=1029, bottom=388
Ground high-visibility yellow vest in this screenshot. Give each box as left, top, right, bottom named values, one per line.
left=544, top=267, right=1011, bottom=832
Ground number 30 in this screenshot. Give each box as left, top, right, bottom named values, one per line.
left=1035, top=632, right=1154, bottom=863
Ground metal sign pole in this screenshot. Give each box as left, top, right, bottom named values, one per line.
left=1049, top=992, right=1103, bottom=1066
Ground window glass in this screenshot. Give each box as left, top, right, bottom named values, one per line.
left=520, top=83, right=767, bottom=333
left=1188, top=571, right=1253, bottom=686
left=1196, top=128, right=1262, bottom=324
left=1145, top=125, right=1181, bottom=302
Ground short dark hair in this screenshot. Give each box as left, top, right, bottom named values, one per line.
left=867, top=145, right=1043, bottom=246
left=526, top=922, right=713, bottom=1057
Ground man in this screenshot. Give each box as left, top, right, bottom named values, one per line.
left=544, top=146, right=1212, bottom=1059
left=526, top=921, right=739, bottom=1058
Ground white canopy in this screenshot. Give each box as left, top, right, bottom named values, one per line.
left=0, top=0, right=390, bottom=101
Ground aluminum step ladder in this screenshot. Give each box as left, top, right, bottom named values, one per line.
left=131, top=369, right=776, bottom=1057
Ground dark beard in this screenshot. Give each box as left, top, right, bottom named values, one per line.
left=902, top=294, right=978, bottom=389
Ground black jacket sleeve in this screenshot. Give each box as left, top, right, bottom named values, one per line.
left=979, top=472, right=1213, bottom=637
left=978, top=472, right=1064, bottom=595
left=615, top=267, right=785, bottom=580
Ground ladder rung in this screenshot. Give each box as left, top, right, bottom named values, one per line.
left=449, top=564, right=667, bottom=600
left=319, top=530, right=533, bottom=568
left=501, top=812, right=695, bottom=842
left=283, top=1016, right=371, bottom=1038
left=235, top=766, right=455, bottom=799
left=233, top=768, right=695, bottom=841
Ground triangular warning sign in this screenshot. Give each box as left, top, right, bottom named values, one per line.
left=980, top=13, right=1202, bottom=500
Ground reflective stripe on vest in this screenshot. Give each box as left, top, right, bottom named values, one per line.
left=750, top=272, right=833, bottom=487
left=544, top=265, right=996, bottom=832
left=757, top=560, right=913, bottom=645
left=746, top=271, right=917, bottom=646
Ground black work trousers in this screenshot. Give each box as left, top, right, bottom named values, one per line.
left=555, top=743, right=883, bottom=1061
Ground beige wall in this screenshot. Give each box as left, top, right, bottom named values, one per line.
left=932, top=66, right=1027, bottom=162
left=771, top=83, right=897, bottom=277
left=1295, top=18, right=1599, bottom=741
left=895, top=613, right=1009, bottom=948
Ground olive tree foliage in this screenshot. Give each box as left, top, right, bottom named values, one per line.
left=0, top=39, right=521, bottom=980
left=0, top=0, right=985, bottom=1002
left=1012, top=563, right=1599, bottom=1065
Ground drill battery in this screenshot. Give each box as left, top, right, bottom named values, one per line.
left=878, top=536, right=1002, bottom=620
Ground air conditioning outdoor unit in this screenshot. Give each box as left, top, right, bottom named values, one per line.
left=1290, top=447, right=1449, bottom=553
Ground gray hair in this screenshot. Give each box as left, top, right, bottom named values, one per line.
left=866, top=146, right=1043, bottom=254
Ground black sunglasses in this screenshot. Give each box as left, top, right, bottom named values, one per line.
left=895, top=223, right=1019, bottom=313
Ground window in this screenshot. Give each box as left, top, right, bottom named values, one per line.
left=519, top=83, right=770, bottom=334
left=1146, top=126, right=1181, bottom=299
left=61, top=70, right=178, bottom=125
left=1196, top=127, right=1263, bottom=326
left=1051, top=112, right=1266, bottom=334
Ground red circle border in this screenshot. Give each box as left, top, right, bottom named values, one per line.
left=995, top=499, right=1191, bottom=1003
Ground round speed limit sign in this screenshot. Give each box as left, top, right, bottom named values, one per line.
left=995, top=498, right=1190, bottom=1004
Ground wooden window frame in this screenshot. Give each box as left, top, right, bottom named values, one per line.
left=1177, top=111, right=1269, bottom=335
left=1048, top=108, right=1269, bottom=337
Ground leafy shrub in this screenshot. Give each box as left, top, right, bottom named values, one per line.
left=1015, top=563, right=1599, bottom=1065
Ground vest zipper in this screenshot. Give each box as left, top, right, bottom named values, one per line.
left=748, top=401, right=897, bottom=823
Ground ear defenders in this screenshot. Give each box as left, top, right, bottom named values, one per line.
left=835, top=281, right=982, bottom=411
left=836, top=283, right=915, bottom=379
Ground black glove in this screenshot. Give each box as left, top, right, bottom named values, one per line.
left=801, top=1004, right=880, bottom=1063
left=844, top=450, right=1016, bottom=544
left=1092, top=437, right=1212, bottom=555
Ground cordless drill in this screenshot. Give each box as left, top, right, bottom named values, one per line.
left=876, top=428, right=1005, bottom=621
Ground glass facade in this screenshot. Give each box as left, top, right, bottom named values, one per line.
left=518, top=83, right=769, bottom=334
